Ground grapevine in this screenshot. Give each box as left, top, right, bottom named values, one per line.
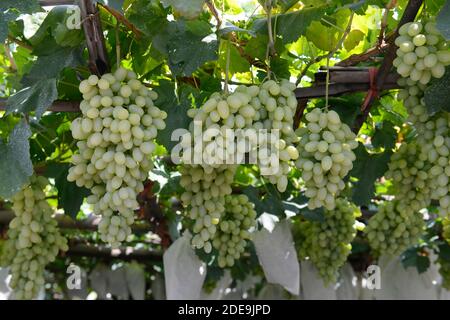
left=295, top=198, right=361, bottom=284
left=365, top=201, right=424, bottom=256
left=0, top=176, right=68, bottom=300
left=67, top=67, right=167, bottom=247
left=295, top=109, right=358, bottom=210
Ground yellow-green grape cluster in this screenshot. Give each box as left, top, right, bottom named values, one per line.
left=385, top=143, right=432, bottom=212
left=0, top=176, right=68, bottom=300
left=67, top=67, right=167, bottom=247
left=185, top=79, right=299, bottom=193
left=396, top=78, right=429, bottom=130
left=365, top=201, right=424, bottom=256
left=212, top=194, right=257, bottom=268
left=295, top=109, right=358, bottom=210
left=438, top=257, right=450, bottom=290
left=415, top=114, right=450, bottom=217
left=296, top=199, right=361, bottom=284
left=393, top=20, right=450, bottom=85
left=443, top=217, right=450, bottom=245
left=179, top=164, right=236, bottom=253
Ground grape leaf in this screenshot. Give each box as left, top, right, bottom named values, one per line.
left=126, top=0, right=168, bottom=38
left=218, top=41, right=250, bottom=75
left=424, top=67, right=450, bottom=114
left=350, top=145, right=392, bottom=206
left=372, top=121, right=396, bottom=151
left=161, top=0, right=206, bottom=19
left=306, top=20, right=339, bottom=51
left=153, top=81, right=194, bottom=152
left=22, top=46, right=84, bottom=86
left=218, top=21, right=256, bottom=38
left=343, top=29, right=365, bottom=51
left=96, top=0, right=125, bottom=13
left=0, top=120, right=33, bottom=199
left=0, top=0, right=40, bottom=42
left=6, top=78, right=58, bottom=119
left=401, top=248, right=431, bottom=274
left=154, top=20, right=218, bottom=76
left=437, top=0, right=450, bottom=40
left=44, top=163, right=90, bottom=219
left=277, top=0, right=301, bottom=12
left=252, top=6, right=326, bottom=45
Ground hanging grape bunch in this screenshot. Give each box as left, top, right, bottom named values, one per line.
left=365, top=201, right=424, bottom=257
left=0, top=176, right=68, bottom=300
left=295, top=108, right=358, bottom=210
left=295, top=198, right=362, bottom=284
left=385, top=142, right=432, bottom=212
left=179, top=164, right=236, bottom=253
left=212, top=194, right=257, bottom=268
left=184, top=79, right=299, bottom=192
left=68, top=66, right=167, bottom=248
left=179, top=79, right=299, bottom=254
left=393, top=20, right=450, bottom=85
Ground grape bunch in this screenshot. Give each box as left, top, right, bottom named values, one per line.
left=179, top=80, right=299, bottom=253
left=295, top=198, right=361, bottom=284
left=295, top=108, right=358, bottom=210
left=415, top=114, right=450, bottom=217
left=212, top=194, right=257, bottom=268
left=184, top=79, right=299, bottom=193
left=393, top=20, right=450, bottom=85
left=385, top=142, right=432, bottom=212
left=0, top=176, right=68, bottom=300
left=365, top=201, right=424, bottom=257
left=68, top=67, right=167, bottom=247
left=179, top=164, right=236, bottom=253
left=396, top=78, right=430, bottom=131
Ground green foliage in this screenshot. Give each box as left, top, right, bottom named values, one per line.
left=252, top=6, right=327, bottom=45
left=0, top=0, right=41, bottom=42
left=161, top=0, right=206, bottom=19
left=6, top=79, right=58, bottom=119
left=437, top=0, right=450, bottom=40
left=343, top=29, right=365, bottom=51
left=424, top=67, right=450, bottom=113
left=44, top=163, right=90, bottom=219
left=154, top=20, right=218, bottom=76
left=350, top=145, right=392, bottom=206
left=153, top=80, right=195, bottom=151
left=0, top=120, right=33, bottom=198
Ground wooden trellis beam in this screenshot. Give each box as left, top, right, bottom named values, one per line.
left=0, top=210, right=152, bottom=234
left=65, top=243, right=162, bottom=262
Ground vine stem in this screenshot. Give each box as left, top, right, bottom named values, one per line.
left=4, top=42, right=17, bottom=72
left=115, top=19, right=121, bottom=69
left=264, top=0, right=275, bottom=79
left=325, top=57, right=330, bottom=109
left=224, top=38, right=231, bottom=94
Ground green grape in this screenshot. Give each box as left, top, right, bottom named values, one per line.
left=385, top=142, right=432, bottom=212
left=0, top=176, right=68, bottom=300
left=365, top=201, right=424, bottom=257
left=294, top=198, right=361, bottom=284
left=179, top=164, right=236, bottom=252
left=181, top=79, right=298, bottom=253
left=395, top=20, right=450, bottom=85
left=443, top=217, right=450, bottom=245
left=438, top=257, right=450, bottom=290
left=68, top=66, right=167, bottom=248
left=211, top=194, right=257, bottom=268
left=295, top=108, right=358, bottom=210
